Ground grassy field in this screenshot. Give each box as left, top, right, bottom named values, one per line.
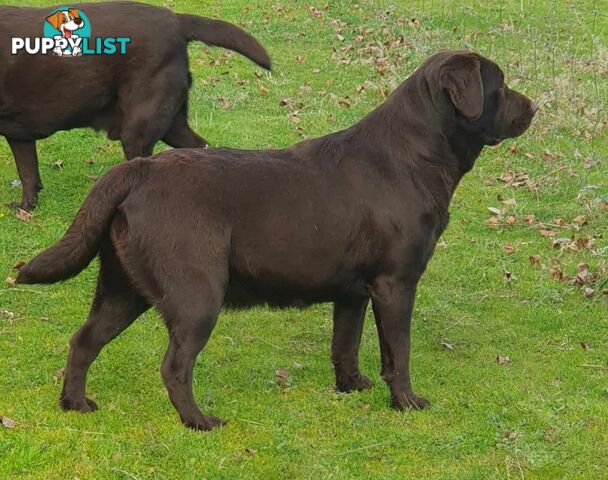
left=1, top=0, right=606, bottom=478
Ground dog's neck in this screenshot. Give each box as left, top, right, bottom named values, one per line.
left=351, top=70, right=485, bottom=206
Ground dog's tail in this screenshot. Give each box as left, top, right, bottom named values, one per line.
left=16, top=161, right=146, bottom=285
left=178, top=14, right=271, bottom=70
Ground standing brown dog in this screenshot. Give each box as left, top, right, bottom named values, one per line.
left=0, top=2, right=271, bottom=211
left=17, top=51, right=537, bottom=431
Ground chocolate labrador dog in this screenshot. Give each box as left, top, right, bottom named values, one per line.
left=0, top=2, right=271, bottom=211
left=17, top=51, right=537, bottom=430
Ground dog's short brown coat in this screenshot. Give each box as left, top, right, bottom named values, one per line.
left=18, top=50, right=537, bottom=430
left=0, top=2, right=270, bottom=211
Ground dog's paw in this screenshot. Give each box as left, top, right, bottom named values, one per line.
left=7, top=201, right=36, bottom=213
left=59, top=396, right=98, bottom=413
left=183, top=415, right=225, bottom=432
left=391, top=392, right=429, bottom=411
left=336, top=373, right=373, bottom=393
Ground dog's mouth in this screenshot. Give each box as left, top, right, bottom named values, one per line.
left=64, top=29, right=72, bottom=38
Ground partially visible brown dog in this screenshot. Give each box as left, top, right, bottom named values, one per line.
left=17, top=51, right=537, bottom=431
left=0, top=2, right=271, bottom=211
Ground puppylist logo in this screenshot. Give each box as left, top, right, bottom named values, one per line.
left=12, top=7, right=131, bottom=56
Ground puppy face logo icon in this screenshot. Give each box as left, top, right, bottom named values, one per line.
left=44, top=7, right=90, bottom=56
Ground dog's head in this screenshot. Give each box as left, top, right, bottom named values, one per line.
left=46, top=9, right=84, bottom=37
left=424, top=51, right=537, bottom=146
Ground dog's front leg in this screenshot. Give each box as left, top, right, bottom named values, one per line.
left=371, top=276, right=429, bottom=410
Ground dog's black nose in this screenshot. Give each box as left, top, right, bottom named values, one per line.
left=74, top=17, right=83, bottom=25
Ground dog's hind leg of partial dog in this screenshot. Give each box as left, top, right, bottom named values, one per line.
left=118, top=15, right=271, bottom=159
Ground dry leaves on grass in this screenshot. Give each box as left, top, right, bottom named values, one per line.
left=439, top=338, right=454, bottom=350
left=496, top=355, right=511, bottom=366
left=547, top=262, right=606, bottom=297
left=0, top=309, right=15, bottom=320
left=15, top=209, right=32, bottom=222
left=1, top=416, right=16, bottom=429
left=275, top=368, right=291, bottom=388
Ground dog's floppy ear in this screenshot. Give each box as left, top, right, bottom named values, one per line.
left=439, top=53, right=484, bottom=121
left=46, top=11, right=63, bottom=30
left=68, top=8, right=80, bottom=19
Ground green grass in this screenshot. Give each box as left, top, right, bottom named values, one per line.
left=1, top=0, right=606, bottom=478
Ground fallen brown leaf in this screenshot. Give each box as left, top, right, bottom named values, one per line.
left=15, top=209, right=32, bottom=222
left=529, top=255, right=540, bottom=265
left=572, top=215, right=587, bottom=225
left=504, top=215, right=517, bottom=225
left=539, top=228, right=556, bottom=238
left=576, top=237, right=595, bottom=251
left=485, top=216, right=501, bottom=227
left=549, top=268, right=564, bottom=281
left=575, top=263, right=590, bottom=284
left=1, top=416, right=16, bottom=429
left=5, top=277, right=16, bottom=287
left=496, top=355, right=510, bottom=366
left=582, top=287, right=595, bottom=297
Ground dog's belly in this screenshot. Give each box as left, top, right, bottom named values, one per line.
left=224, top=269, right=371, bottom=309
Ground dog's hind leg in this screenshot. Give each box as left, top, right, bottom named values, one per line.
left=60, top=240, right=149, bottom=413
left=157, top=273, right=225, bottom=431
left=119, top=68, right=190, bottom=159
left=162, top=104, right=208, bottom=149
left=7, top=138, right=42, bottom=211
left=332, top=298, right=373, bottom=393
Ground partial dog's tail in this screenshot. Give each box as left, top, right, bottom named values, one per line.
left=178, top=14, right=271, bottom=70
left=16, top=161, right=146, bottom=285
